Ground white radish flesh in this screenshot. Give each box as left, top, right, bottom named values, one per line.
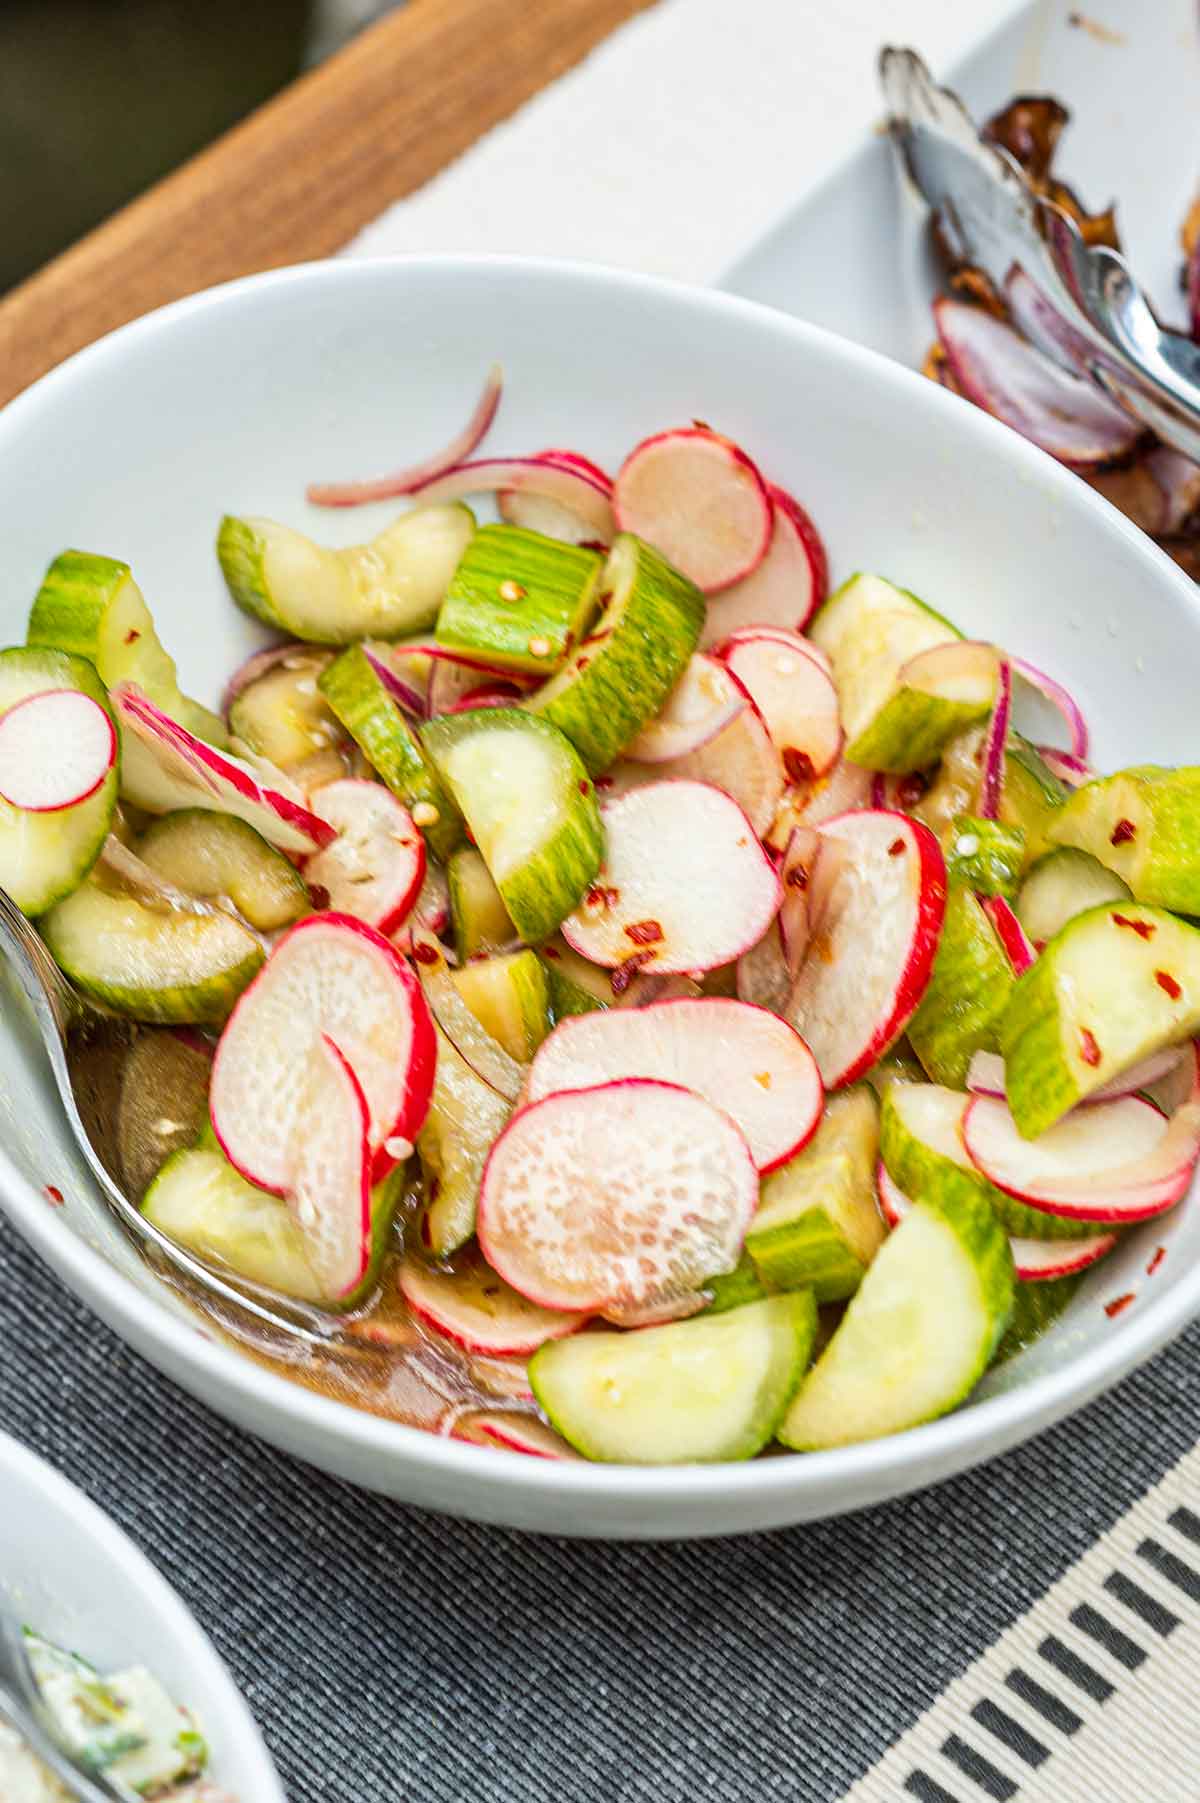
left=786, top=810, right=947, bottom=1089
left=526, top=996, right=822, bottom=1173
left=625, top=654, right=747, bottom=763
left=210, top=912, right=436, bottom=1190
left=779, top=824, right=821, bottom=978
left=286, top=1035, right=373, bottom=1296
left=305, top=779, right=426, bottom=935
left=646, top=684, right=783, bottom=835
left=721, top=633, right=842, bottom=781
left=766, top=755, right=872, bottom=851
left=0, top=689, right=116, bottom=812
left=736, top=920, right=793, bottom=1015
left=876, top=1163, right=1115, bottom=1281
left=454, top=1412, right=581, bottom=1459
left=561, top=781, right=781, bottom=976
left=399, top=1252, right=588, bottom=1356
left=477, top=1078, right=758, bottom=1320
left=406, top=456, right=615, bottom=540
left=613, top=427, right=772, bottom=594
left=499, top=449, right=613, bottom=545
left=700, top=485, right=827, bottom=644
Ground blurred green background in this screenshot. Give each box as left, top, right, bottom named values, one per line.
left=0, top=0, right=386, bottom=292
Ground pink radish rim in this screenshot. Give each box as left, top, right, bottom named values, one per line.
left=0, top=689, right=116, bottom=812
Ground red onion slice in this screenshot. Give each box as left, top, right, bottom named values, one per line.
left=363, top=644, right=427, bottom=719
left=977, top=658, right=1012, bottom=821
left=981, top=893, right=1035, bottom=975
left=222, top=641, right=314, bottom=716
left=306, top=365, right=503, bottom=507
left=1012, top=657, right=1089, bottom=761
left=1146, top=444, right=1200, bottom=534
left=934, top=297, right=1142, bottom=467
left=1037, top=746, right=1094, bottom=789
left=407, top=456, right=616, bottom=540
left=1003, top=267, right=1098, bottom=376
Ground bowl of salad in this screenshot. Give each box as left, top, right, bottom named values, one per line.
left=0, top=1431, right=283, bottom=1798
left=0, top=254, right=1198, bottom=1538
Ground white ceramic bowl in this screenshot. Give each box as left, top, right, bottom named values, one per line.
left=0, top=1431, right=283, bottom=1797
left=0, top=256, right=1197, bottom=1539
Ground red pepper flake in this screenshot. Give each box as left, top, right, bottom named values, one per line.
left=888, top=837, right=907, bottom=857
left=576, top=656, right=590, bottom=672
left=1079, top=1027, right=1101, bottom=1066
left=692, top=418, right=712, bottom=430
left=582, top=627, right=613, bottom=647
left=579, top=540, right=608, bottom=555
left=411, top=941, right=440, bottom=966
left=594, top=774, right=614, bottom=790
left=624, top=919, right=664, bottom=946
left=897, top=772, right=928, bottom=809
left=1156, top=969, right=1183, bottom=1000
left=578, top=779, right=590, bottom=796
left=307, top=882, right=331, bottom=910
left=1110, top=818, right=1136, bottom=846
left=785, top=864, right=809, bottom=891
left=1112, top=912, right=1154, bottom=940
left=782, top=748, right=816, bottom=784
left=585, top=883, right=620, bottom=910
left=1147, top=1246, right=1167, bottom=1277
left=123, top=628, right=141, bottom=645
left=610, top=949, right=657, bottom=995
left=43, top=1184, right=64, bottom=1207
left=1104, top=1292, right=1136, bottom=1319
left=541, top=944, right=561, bottom=960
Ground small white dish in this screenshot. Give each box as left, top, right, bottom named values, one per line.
left=0, top=1430, right=284, bottom=1799
left=0, top=254, right=1198, bottom=1537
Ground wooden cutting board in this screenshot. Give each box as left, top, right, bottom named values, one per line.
left=0, top=0, right=654, bottom=410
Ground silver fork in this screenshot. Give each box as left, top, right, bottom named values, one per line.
left=0, top=883, right=357, bottom=1352
left=0, top=1606, right=141, bottom=1803
left=879, top=45, right=1200, bottom=460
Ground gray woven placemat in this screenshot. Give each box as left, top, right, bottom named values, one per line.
left=2, top=1215, right=1199, bottom=1802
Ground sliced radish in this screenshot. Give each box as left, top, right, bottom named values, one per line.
left=1012, top=658, right=1089, bottom=762
left=876, top=1162, right=1115, bottom=1281
left=113, top=684, right=334, bottom=855
left=476, top=1078, right=758, bottom=1320
left=624, top=654, right=747, bottom=763
left=286, top=1034, right=373, bottom=1296
left=736, top=919, right=793, bottom=1015
left=498, top=447, right=613, bottom=544
left=306, top=364, right=503, bottom=507
left=399, top=1251, right=587, bottom=1356
left=391, top=859, right=450, bottom=953
left=404, top=456, right=615, bottom=540
left=721, top=632, right=841, bottom=782
left=561, top=781, right=781, bottom=976
left=446, top=682, right=528, bottom=714
left=304, top=779, right=426, bottom=935
left=526, top=996, right=821, bottom=1173
left=980, top=894, right=1036, bottom=975
left=934, top=296, right=1142, bottom=467
left=613, top=427, right=772, bottom=594
left=425, top=651, right=537, bottom=719
left=700, top=486, right=827, bottom=645
left=0, top=689, right=115, bottom=812
left=1037, top=747, right=1094, bottom=789
left=454, top=1411, right=581, bottom=1459
left=962, top=1091, right=1200, bottom=1222
left=779, top=824, right=821, bottom=978
left=967, top=1043, right=1190, bottom=1105
left=221, top=640, right=314, bottom=716
left=1147, top=445, right=1200, bottom=534
left=210, top=911, right=436, bottom=1190
left=786, top=809, right=947, bottom=1088
left=766, top=755, right=872, bottom=851
left=646, top=678, right=783, bottom=836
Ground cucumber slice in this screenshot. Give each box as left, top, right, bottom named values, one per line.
left=907, top=887, right=1014, bottom=1087
left=435, top=523, right=603, bottom=675
left=422, top=708, right=603, bottom=944
left=746, top=1086, right=883, bottom=1301
left=0, top=647, right=119, bottom=914
left=806, top=571, right=962, bottom=749
left=703, top=1249, right=771, bottom=1314
left=1017, top=847, right=1131, bottom=945
left=451, top=949, right=553, bottom=1059
left=530, top=1292, right=817, bottom=1464
left=528, top=532, right=705, bottom=774
left=880, top=1078, right=1112, bottom=1241
left=1001, top=900, right=1200, bottom=1135
left=540, top=941, right=609, bottom=1017
left=27, top=550, right=228, bottom=749
left=778, top=1176, right=1013, bottom=1449
left=217, top=503, right=475, bottom=643
left=142, top=1141, right=403, bottom=1307
left=318, top=642, right=462, bottom=861
left=846, top=638, right=998, bottom=773
left=418, top=1025, right=512, bottom=1254
left=42, top=871, right=262, bottom=1024
left=1048, top=766, right=1200, bottom=912
left=994, top=1273, right=1083, bottom=1363
left=945, top=814, right=1025, bottom=898
left=447, top=845, right=515, bottom=959
left=136, top=809, right=309, bottom=930
left=916, top=728, right=1066, bottom=866
left=228, top=646, right=343, bottom=769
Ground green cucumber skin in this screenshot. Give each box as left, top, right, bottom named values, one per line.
left=0, top=647, right=119, bottom=916
left=907, top=888, right=1013, bottom=1088
left=447, top=846, right=515, bottom=960
left=809, top=572, right=961, bottom=644
left=529, top=533, right=705, bottom=774
left=748, top=1206, right=865, bottom=1302
left=216, top=515, right=281, bottom=629
left=422, top=708, right=604, bottom=944
left=435, top=525, right=603, bottom=675
left=703, top=1251, right=771, bottom=1314
left=1001, top=740, right=1067, bottom=865
left=541, top=953, right=607, bottom=1019
left=451, top=948, right=552, bottom=1060
left=847, top=691, right=992, bottom=774
left=530, top=1292, right=817, bottom=1464
left=994, top=1274, right=1082, bottom=1363
left=945, top=814, right=1025, bottom=899
left=43, top=903, right=263, bottom=1024
left=1000, top=900, right=1200, bottom=1137
left=318, top=643, right=463, bottom=861
left=1049, top=766, right=1200, bottom=912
